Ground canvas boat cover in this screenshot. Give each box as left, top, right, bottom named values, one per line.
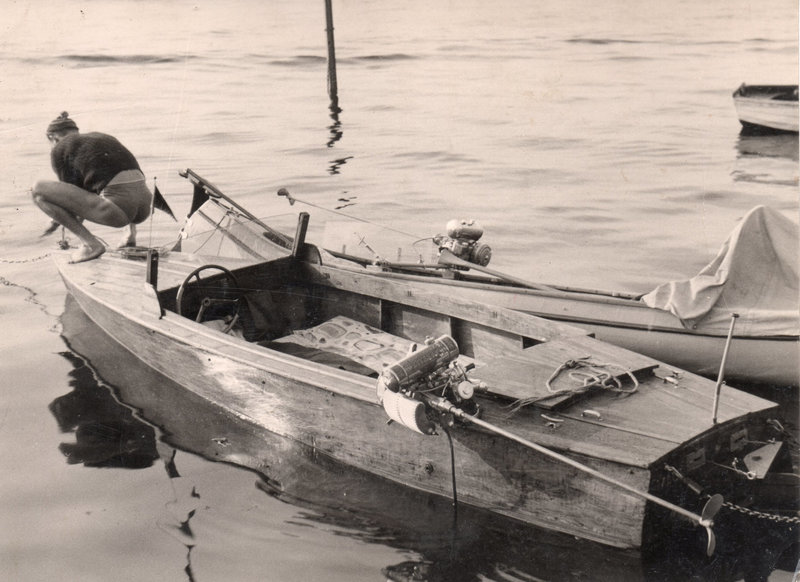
left=641, top=206, right=799, bottom=336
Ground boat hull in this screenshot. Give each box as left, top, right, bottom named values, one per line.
left=59, top=263, right=650, bottom=547
left=733, top=84, right=799, bottom=134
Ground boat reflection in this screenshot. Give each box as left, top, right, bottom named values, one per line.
left=58, top=295, right=798, bottom=582
left=732, top=133, right=799, bottom=188
left=736, top=133, right=799, bottom=161
left=49, top=350, right=159, bottom=469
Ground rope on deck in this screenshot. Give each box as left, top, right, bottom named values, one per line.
left=508, top=356, right=639, bottom=413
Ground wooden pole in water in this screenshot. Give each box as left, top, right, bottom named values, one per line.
left=325, top=0, right=340, bottom=112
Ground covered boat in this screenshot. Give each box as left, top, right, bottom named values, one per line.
left=177, top=170, right=800, bottom=387
left=732, top=84, right=799, bottom=134
left=54, top=212, right=797, bottom=553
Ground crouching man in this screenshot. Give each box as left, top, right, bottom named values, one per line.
left=32, top=112, right=152, bottom=263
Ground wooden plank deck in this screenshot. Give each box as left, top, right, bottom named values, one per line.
left=472, top=334, right=658, bottom=406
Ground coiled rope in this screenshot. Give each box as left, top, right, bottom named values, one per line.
left=546, top=356, right=639, bottom=395
left=509, top=356, right=638, bottom=412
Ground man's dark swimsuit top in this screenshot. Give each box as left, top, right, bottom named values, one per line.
left=51, top=132, right=141, bottom=194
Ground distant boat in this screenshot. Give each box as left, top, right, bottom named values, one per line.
left=732, top=84, right=799, bottom=134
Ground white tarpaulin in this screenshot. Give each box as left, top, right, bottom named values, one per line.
left=641, top=206, right=799, bottom=336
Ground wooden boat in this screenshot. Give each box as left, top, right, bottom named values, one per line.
left=59, top=296, right=650, bottom=580
left=732, top=84, right=799, bottom=134
left=58, top=294, right=800, bottom=580
left=177, top=170, right=800, bottom=387
left=54, top=213, right=798, bottom=553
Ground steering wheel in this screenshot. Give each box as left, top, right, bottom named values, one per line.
left=176, top=265, right=242, bottom=331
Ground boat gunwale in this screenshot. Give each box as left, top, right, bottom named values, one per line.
left=733, top=83, right=799, bottom=99
left=352, top=267, right=799, bottom=341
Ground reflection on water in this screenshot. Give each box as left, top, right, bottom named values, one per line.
left=732, top=133, right=799, bottom=189
left=58, top=295, right=798, bottom=581
left=327, top=107, right=352, bottom=174
left=49, top=351, right=158, bottom=469
left=736, top=134, right=799, bottom=161
left=328, top=155, right=353, bottom=175
left=327, top=108, right=343, bottom=149
left=56, top=322, right=218, bottom=581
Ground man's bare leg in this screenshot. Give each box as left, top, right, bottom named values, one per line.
left=30, top=181, right=130, bottom=263
left=33, top=197, right=105, bottom=262
left=117, top=223, right=137, bottom=248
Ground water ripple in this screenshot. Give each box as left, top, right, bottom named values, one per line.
left=566, top=37, right=649, bottom=45
left=268, top=55, right=326, bottom=67
left=55, top=54, right=189, bottom=66
left=353, top=54, right=417, bottom=62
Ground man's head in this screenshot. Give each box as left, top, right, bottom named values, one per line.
left=46, top=111, right=79, bottom=144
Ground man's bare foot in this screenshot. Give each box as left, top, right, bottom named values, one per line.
left=70, top=244, right=106, bottom=263
left=117, top=235, right=137, bottom=248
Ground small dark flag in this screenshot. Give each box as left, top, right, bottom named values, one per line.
left=153, top=184, right=177, bottom=221
left=187, top=183, right=210, bottom=219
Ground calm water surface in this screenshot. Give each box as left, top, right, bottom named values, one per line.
left=0, top=1, right=797, bottom=580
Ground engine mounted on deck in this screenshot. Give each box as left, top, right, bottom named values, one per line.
left=433, top=219, right=492, bottom=267
left=376, top=335, right=481, bottom=435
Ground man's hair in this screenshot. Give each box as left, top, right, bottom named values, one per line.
left=47, top=111, right=79, bottom=135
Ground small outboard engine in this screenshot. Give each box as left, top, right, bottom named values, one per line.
left=433, top=219, right=492, bottom=266
left=376, top=336, right=481, bottom=434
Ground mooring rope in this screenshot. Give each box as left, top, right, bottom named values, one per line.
left=0, top=252, right=53, bottom=264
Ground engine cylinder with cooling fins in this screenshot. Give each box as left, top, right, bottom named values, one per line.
left=435, top=219, right=492, bottom=267
left=445, top=218, right=484, bottom=241
left=377, top=336, right=460, bottom=394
